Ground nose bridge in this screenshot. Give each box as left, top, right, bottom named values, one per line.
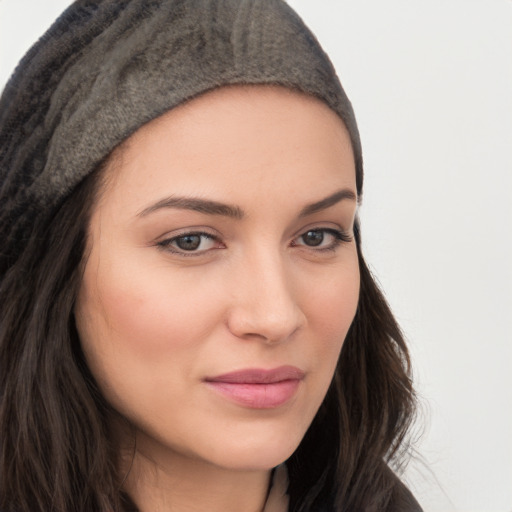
left=227, top=244, right=304, bottom=343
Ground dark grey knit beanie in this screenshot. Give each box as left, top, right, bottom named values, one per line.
left=0, top=0, right=362, bottom=274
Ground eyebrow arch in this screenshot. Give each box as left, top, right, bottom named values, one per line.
left=137, top=196, right=244, bottom=219
left=299, top=189, right=357, bottom=217
left=137, top=188, right=356, bottom=220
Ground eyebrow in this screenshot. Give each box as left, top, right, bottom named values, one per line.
left=137, top=188, right=356, bottom=219
left=138, top=196, right=244, bottom=219
left=298, top=189, right=357, bottom=217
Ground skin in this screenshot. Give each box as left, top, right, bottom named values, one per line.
left=75, top=85, right=360, bottom=512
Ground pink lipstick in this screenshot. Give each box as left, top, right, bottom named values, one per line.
left=204, top=366, right=304, bottom=409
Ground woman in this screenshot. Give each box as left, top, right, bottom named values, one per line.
left=0, top=1, right=421, bottom=511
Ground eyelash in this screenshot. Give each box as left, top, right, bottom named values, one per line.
left=156, top=228, right=352, bottom=257
left=156, top=231, right=221, bottom=256
left=292, top=228, right=353, bottom=252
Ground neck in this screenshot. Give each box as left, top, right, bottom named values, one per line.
left=120, top=438, right=271, bottom=512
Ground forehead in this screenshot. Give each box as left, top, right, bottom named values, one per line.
left=97, top=85, right=356, bottom=214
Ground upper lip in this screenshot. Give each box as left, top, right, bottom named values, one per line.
left=205, top=365, right=305, bottom=384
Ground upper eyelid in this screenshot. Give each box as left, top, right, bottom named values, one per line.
left=155, top=226, right=219, bottom=242
left=160, top=231, right=218, bottom=243
left=293, top=227, right=351, bottom=244
left=156, top=224, right=350, bottom=242
left=291, top=220, right=350, bottom=239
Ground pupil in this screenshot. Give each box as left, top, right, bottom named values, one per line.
left=177, top=235, right=201, bottom=250
left=303, top=230, right=323, bottom=246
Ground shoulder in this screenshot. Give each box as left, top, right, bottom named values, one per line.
left=319, top=466, right=423, bottom=512
left=383, top=467, right=423, bottom=512
left=386, top=477, right=423, bottom=512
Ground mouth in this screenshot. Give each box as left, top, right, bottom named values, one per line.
left=204, top=366, right=305, bottom=409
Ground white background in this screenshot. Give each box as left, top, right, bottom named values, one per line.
left=1, top=1, right=511, bottom=511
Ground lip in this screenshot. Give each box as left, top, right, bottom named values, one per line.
left=204, top=366, right=305, bottom=409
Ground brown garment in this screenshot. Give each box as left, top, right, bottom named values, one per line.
left=263, top=465, right=423, bottom=512
left=263, top=465, right=289, bottom=512
left=386, top=472, right=423, bottom=512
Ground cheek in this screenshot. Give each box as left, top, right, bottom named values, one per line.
left=307, top=256, right=360, bottom=338
left=304, top=255, right=360, bottom=380
left=74, top=251, right=226, bottom=410
left=84, top=263, right=220, bottom=357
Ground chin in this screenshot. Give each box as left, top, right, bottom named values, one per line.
left=195, top=423, right=306, bottom=471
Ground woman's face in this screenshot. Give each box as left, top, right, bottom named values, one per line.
left=75, top=85, right=359, bottom=471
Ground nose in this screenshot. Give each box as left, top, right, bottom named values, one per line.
left=226, top=251, right=306, bottom=344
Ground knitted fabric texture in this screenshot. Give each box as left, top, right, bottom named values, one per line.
left=0, top=0, right=362, bottom=274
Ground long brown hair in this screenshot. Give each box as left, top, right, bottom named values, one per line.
left=0, top=166, right=123, bottom=511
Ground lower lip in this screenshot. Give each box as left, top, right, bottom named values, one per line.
left=205, top=380, right=301, bottom=409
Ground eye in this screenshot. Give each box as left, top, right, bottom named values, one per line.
left=301, top=230, right=326, bottom=247
left=157, top=231, right=222, bottom=255
left=293, top=228, right=352, bottom=251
